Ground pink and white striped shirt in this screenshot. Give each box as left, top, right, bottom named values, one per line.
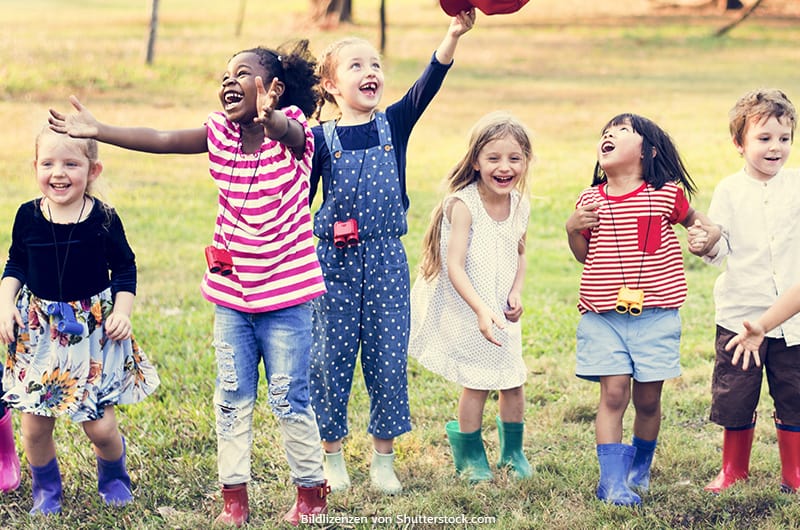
left=200, top=107, right=326, bottom=313
left=575, top=181, right=690, bottom=314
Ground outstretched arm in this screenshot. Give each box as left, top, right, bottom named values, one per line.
left=447, top=200, right=504, bottom=346
left=434, top=9, right=476, bottom=64
left=725, top=283, right=800, bottom=370
left=49, top=96, right=207, bottom=154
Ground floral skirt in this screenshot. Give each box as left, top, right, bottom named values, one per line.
left=2, top=287, right=160, bottom=422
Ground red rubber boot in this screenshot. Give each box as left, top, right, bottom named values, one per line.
left=213, top=484, right=249, bottom=527
left=705, top=422, right=755, bottom=493
left=282, top=481, right=330, bottom=526
left=775, top=418, right=800, bottom=493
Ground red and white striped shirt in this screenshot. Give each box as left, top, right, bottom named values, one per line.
left=575, top=181, right=690, bottom=314
left=200, top=107, right=326, bottom=313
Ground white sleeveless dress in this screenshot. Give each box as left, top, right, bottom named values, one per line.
left=410, top=183, right=529, bottom=390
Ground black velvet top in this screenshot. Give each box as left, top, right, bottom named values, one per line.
left=2, top=198, right=137, bottom=301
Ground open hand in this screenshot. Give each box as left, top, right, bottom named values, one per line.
left=48, top=95, right=100, bottom=138
left=725, top=320, right=764, bottom=370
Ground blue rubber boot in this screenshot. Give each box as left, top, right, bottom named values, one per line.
left=496, top=416, right=533, bottom=479
left=96, top=437, right=133, bottom=506
left=627, top=436, right=657, bottom=492
left=596, top=444, right=641, bottom=506
left=29, top=458, right=62, bottom=515
left=445, top=421, right=493, bottom=483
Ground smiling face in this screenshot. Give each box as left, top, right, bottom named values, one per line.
left=597, top=118, right=645, bottom=178
left=472, top=134, right=527, bottom=199
left=218, top=51, right=270, bottom=124
left=736, top=114, right=793, bottom=181
left=35, top=130, right=100, bottom=209
left=322, top=41, right=384, bottom=122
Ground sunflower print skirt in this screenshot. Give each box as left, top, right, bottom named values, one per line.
left=2, top=286, right=160, bottom=422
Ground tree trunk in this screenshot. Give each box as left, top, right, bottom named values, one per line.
left=310, top=0, right=353, bottom=28
left=715, top=0, right=765, bottom=37
left=146, top=0, right=158, bottom=65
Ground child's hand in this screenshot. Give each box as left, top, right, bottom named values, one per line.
left=48, top=95, right=100, bottom=138
left=687, top=219, right=721, bottom=256
left=450, top=8, right=476, bottom=37
left=504, top=293, right=523, bottom=323
left=0, top=306, right=23, bottom=344
left=477, top=308, right=504, bottom=347
left=105, top=312, right=132, bottom=342
left=725, top=320, right=764, bottom=370
left=565, top=202, right=601, bottom=234
left=254, top=76, right=281, bottom=126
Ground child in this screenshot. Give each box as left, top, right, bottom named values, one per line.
left=307, top=10, right=475, bottom=494
left=0, top=370, right=21, bottom=493
left=690, top=88, right=800, bottom=494
left=410, top=111, right=533, bottom=483
left=49, top=41, right=330, bottom=527
left=565, top=113, right=720, bottom=506
left=0, top=127, right=160, bottom=514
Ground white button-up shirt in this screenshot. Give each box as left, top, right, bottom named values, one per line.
left=704, top=168, right=800, bottom=346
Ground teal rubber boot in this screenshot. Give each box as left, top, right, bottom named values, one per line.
left=496, top=416, right=532, bottom=479
left=445, top=421, right=493, bottom=483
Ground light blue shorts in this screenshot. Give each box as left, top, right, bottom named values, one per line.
left=575, top=308, right=682, bottom=383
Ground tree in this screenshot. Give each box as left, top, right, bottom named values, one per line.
left=146, top=0, right=159, bottom=65
left=310, top=0, right=353, bottom=28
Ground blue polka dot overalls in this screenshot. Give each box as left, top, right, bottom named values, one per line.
left=310, top=113, right=412, bottom=442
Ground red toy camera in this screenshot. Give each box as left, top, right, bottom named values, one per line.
left=205, top=246, right=233, bottom=276
left=333, top=219, right=359, bottom=249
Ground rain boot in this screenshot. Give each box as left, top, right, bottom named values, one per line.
left=96, top=437, right=133, bottom=506
left=370, top=449, right=403, bottom=494
left=0, top=408, right=21, bottom=492
left=29, top=457, right=62, bottom=515
left=282, top=481, right=330, bottom=527
left=445, top=421, right=493, bottom=483
left=596, top=444, right=641, bottom=506
left=627, top=436, right=657, bottom=493
left=704, top=420, right=755, bottom=493
left=775, top=417, right=800, bottom=493
left=214, top=483, right=249, bottom=527
left=323, top=449, right=351, bottom=492
left=495, top=416, right=532, bottom=479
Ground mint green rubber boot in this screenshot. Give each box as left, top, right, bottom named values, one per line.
left=445, top=421, right=493, bottom=483
left=496, top=416, right=533, bottom=479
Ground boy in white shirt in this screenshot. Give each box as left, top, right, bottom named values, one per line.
left=693, top=88, right=800, bottom=494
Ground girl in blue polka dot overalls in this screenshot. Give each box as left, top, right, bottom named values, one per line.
left=308, top=10, right=475, bottom=494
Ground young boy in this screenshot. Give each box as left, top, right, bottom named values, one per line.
left=691, top=88, right=800, bottom=494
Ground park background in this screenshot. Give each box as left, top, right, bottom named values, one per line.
left=1, top=0, right=800, bottom=528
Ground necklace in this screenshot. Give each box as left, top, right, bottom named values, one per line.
left=215, top=147, right=261, bottom=250
left=604, top=183, right=652, bottom=289
left=46, top=195, right=88, bottom=302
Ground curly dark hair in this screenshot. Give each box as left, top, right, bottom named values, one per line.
left=236, top=39, right=320, bottom=118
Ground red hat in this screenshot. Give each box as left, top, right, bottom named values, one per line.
left=440, top=0, right=529, bottom=16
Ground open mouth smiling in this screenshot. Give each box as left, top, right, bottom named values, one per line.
left=360, top=82, right=378, bottom=96
left=223, top=91, right=243, bottom=110
left=601, top=141, right=615, bottom=153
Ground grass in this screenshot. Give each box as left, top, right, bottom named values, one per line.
left=1, top=0, right=800, bottom=528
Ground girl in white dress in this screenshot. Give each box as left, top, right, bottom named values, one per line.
left=410, top=111, right=533, bottom=482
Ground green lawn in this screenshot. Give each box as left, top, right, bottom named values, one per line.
left=1, top=1, right=800, bottom=528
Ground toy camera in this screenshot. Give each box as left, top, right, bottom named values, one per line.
left=205, top=246, right=233, bottom=276
left=333, top=219, right=359, bottom=249
left=46, top=302, right=84, bottom=335
left=615, top=287, right=644, bottom=316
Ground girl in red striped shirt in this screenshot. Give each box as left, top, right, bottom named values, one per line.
left=565, top=113, right=720, bottom=506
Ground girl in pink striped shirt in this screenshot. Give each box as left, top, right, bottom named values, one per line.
left=49, top=40, right=329, bottom=527
left=565, top=113, right=720, bottom=506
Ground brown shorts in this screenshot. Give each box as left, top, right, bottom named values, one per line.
left=710, top=325, right=800, bottom=427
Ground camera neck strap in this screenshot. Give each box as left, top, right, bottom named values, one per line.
left=604, top=183, right=652, bottom=290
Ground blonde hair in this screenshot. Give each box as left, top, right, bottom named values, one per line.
left=314, top=37, right=378, bottom=119
left=419, top=111, right=533, bottom=280
left=729, top=88, right=796, bottom=146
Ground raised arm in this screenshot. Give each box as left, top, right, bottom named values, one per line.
left=49, top=96, right=208, bottom=154
left=434, top=9, right=476, bottom=65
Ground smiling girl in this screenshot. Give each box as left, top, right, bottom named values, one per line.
left=48, top=41, right=328, bottom=527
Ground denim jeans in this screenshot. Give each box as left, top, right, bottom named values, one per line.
left=213, top=302, right=324, bottom=487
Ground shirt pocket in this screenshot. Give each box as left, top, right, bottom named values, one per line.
left=637, top=215, right=662, bottom=254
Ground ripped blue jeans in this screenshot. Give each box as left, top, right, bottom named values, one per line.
left=213, top=302, right=324, bottom=487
